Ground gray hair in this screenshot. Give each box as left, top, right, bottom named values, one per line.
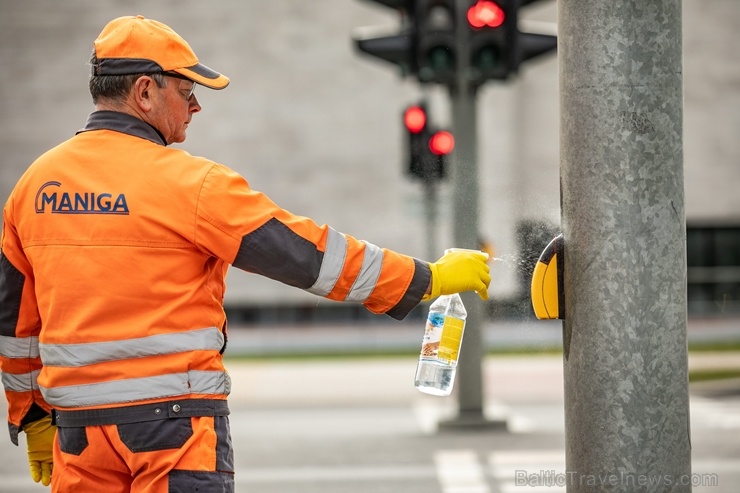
left=88, top=52, right=167, bottom=104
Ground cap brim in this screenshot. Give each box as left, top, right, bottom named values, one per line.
left=175, top=63, right=229, bottom=90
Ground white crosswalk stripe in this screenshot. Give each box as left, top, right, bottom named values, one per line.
left=690, top=395, right=740, bottom=429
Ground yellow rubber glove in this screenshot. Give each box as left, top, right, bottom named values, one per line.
left=22, top=415, right=56, bottom=486
left=426, top=249, right=491, bottom=300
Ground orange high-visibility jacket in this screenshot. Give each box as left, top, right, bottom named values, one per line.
left=0, top=111, right=430, bottom=443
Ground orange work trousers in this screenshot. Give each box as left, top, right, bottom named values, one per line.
left=51, top=416, right=234, bottom=493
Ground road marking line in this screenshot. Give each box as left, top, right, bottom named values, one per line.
left=690, top=396, right=740, bottom=429
left=489, top=449, right=566, bottom=492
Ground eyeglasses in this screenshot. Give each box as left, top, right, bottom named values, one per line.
left=162, top=72, right=196, bottom=101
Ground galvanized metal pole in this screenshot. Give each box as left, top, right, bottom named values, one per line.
left=559, top=0, right=691, bottom=490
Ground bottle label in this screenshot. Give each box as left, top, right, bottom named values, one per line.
left=438, top=317, right=464, bottom=362
left=420, top=313, right=464, bottom=363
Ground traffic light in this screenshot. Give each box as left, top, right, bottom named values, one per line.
left=404, top=104, right=454, bottom=180
left=467, top=0, right=557, bottom=86
left=352, top=1, right=417, bottom=77
left=404, top=104, right=428, bottom=178
left=467, top=0, right=515, bottom=83
left=353, top=0, right=556, bottom=88
left=415, top=0, right=457, bottom=85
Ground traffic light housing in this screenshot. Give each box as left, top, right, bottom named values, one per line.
left=405, top=104, right=428, bottom=178
left=404, top=104, right=454, bottom=181
left=353, top=0, right=557, bottom=88
left=467, top=0, right=557, bottom=86
left=413, top=0, right=556, bottom=87
left=415, top=0, right=457, bottom=85
left=467, top=0, right=516, bottom=84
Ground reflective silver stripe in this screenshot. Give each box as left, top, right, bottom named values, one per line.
left=345, top=242, right=384, bottom=302
left=307, top=228, right=348, bottom=297
left=1, top=369, right=40, bottom=392
left=40, top=370, right=231, bottom=408
left=190, top=369, right=232, bottom=396
left=0, top=335, right=39, bottom=359
left=39, top=327, right=224, bottom=367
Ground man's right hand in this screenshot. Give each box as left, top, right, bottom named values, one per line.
left=425, top=249, right=491, bottom=300
left=22, top=415, right=56, bottom=486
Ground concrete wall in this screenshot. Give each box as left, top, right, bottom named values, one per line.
left=0, top=0, right=737, bottom=306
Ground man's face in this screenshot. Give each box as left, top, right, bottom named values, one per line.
left=147, top=75, right=200, bottom=144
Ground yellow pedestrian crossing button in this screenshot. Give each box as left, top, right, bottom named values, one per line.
left=531, top=234, right=564, bottom=320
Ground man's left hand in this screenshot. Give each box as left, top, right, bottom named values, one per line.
left=23, top=415, right=56, bottom=486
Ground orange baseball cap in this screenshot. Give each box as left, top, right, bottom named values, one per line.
left=92, top=15, right=229, bottom=90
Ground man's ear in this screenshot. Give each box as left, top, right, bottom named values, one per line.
left=133, top=76, right=157, bottom=112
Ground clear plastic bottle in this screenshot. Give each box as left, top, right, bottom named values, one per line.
left=414, top=292, right=467, bottom=396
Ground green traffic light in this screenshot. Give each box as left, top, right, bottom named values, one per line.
left=419, top=45, right=455, bottom=81
left=472, top=46, right=500, bottom=73
left=429, top=46, right=454, bottom=71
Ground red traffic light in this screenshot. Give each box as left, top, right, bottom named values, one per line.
left=429, top=131, right=455, bottom=156
left=403, top=106, right=427, bottom=134
left=467, top=0, right=505, bottom=29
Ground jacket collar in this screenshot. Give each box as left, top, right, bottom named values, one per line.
left=77, top=111, right=168, bottom=146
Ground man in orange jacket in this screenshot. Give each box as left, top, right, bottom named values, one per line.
left=0, top=15, right=491, bottom=493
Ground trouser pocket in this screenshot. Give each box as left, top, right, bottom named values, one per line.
left=117, top=418, right=193, bottom=453
left=57, top=426, right=89, bottom=456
